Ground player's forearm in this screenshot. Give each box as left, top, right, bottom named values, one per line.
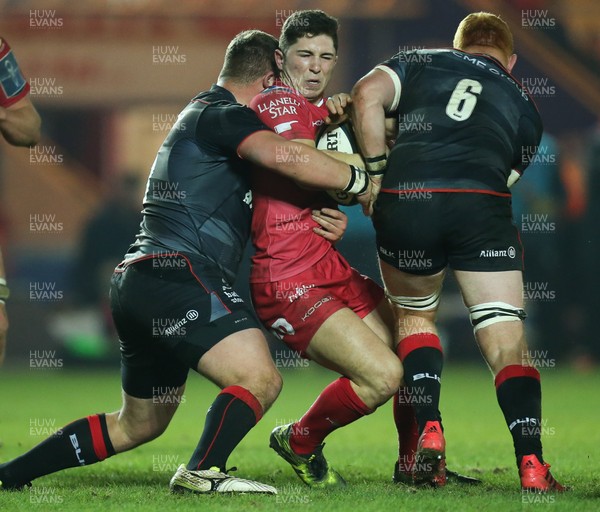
left=289, top=137, right=365, bottom=172
left=351, top=84, right=388, bottom=159
left=322, top=150, right=365, bottom=168
left=240, top=131, right=356, bottom=191
left=0, top=102, right=41, bottom=147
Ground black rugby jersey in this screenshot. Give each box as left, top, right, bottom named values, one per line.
left=378, top=49, right=542, bottom=195
left=126, top=85, right=270, bottom=281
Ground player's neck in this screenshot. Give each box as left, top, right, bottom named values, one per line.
left=217, top=80, right=261, bottom=106
left=462, top=45, right=509, bottom=68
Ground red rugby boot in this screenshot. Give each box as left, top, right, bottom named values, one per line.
left=414, top=420, right=446, bottom=487
left=520, top=455, right=567, bottom=493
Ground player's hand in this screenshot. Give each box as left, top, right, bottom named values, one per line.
left=312, top=208, right=348, bottom=243
left=325, top=93, right=352, bottom=125
left=367, top=177, right=382, bottom=216
left=0, top=302, right=8, bottom=366
left=355, top=180, right=374, bottom=216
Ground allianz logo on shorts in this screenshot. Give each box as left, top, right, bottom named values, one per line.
left=153, top=310, right=198, bottom=337
left=479, top=246, right=516, bottom=259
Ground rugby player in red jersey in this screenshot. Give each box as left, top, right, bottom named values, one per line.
left=249, top=10, right=418, bottom=488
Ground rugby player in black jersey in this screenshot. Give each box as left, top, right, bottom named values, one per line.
left=352, top=12, right=565, bottom=492
left=0, top=30, right=370, bottom=495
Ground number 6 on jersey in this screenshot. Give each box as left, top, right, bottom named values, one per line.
left=445, top=78, right=482, bottom=121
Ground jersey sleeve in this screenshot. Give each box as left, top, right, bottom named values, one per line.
left=249, top=89, right=313, bottom=141
left=197, top=102, right=271, bottom=155
left=374, top=52, right=410, bottom=113
left=0, top=38, right=30, bottom=108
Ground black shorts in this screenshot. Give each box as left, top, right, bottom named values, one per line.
left=373, top=192, right=523, bottom=275
left=110, top=253, right=260, bottom=399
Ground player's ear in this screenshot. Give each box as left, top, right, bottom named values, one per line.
left=262, top=71, right=276, bottom=88
left=507, top=53, right=517, bottom=72
left=274, top=49, right=285, bottom=72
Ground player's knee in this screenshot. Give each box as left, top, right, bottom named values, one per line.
left=259, top=367, right=283, bottom=408
left=239, top=366, right=283, bottom=411
left=116, top=412, right=169, bottom=449
left=131, top=421, right=167, bottom=446
left=370, top=358, right=403, bottom=405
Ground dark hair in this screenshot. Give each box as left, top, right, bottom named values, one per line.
left=279, top=10, right=339, bottom=54
left=219, top=30, right=278, bottom=84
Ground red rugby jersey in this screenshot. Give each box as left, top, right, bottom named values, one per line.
left=249, top=81, right=336, bottom=283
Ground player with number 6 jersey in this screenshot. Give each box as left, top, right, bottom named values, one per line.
left=351, top=11, right=565, bottom=492
left=375, top=46, right=541, bottom=197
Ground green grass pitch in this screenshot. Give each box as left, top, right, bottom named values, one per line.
left=0, top=364, right=598, bottom=511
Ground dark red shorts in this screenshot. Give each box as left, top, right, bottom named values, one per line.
left=250, top=249, right=384, bottom=356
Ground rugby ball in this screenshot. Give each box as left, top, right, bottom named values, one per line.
left=316, top=121, right=360, bottom=206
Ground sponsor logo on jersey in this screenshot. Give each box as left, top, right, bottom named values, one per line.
left=257, top=96, right=300, bottom=119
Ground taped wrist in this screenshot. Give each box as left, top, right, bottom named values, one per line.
left=365, top=154, right=387, bottom=177
left=507, top=169, right=521, bottom=188
left=343, top=165, right=369, bottom=195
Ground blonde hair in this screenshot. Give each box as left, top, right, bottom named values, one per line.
left=453, top=12, right=514, bottom=59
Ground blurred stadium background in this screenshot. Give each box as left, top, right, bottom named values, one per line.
left=0, top=0, right=598, bottom=371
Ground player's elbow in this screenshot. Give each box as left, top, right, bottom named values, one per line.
left=25, top=109, right=42, bottom=147
left=352, top=71, right=382, bottom=100
left=351, top=78, right=370, bottom=110
left=3, top=117, right=41, bottom=148
left=352, top=71, right=392, bottom=116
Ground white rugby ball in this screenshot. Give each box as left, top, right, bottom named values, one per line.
left=316, top=122, right=360, bottom=206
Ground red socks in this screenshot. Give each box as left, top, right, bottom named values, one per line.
left=290, top=377, right=372, bottom=455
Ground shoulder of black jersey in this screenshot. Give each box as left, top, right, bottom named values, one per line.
left=449, top=48, right=541, bottom=116
left=480, top=54, right=542, bottom=117
left=192, top=84, right=237, bottom=105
